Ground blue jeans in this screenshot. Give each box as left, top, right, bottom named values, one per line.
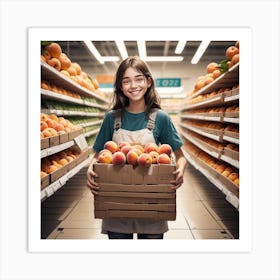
left=108, top=231, right=164, bottom=239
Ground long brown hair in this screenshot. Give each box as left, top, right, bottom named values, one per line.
left=111, top=56, right=161, bottom=117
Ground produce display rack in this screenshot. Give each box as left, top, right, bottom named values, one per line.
left=41, top=61, right=109, bottom=200
left=179, top=63, right=239, bottom=209
left=41, top=61, right=109, bottom=145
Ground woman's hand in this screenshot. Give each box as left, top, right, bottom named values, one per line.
left=170, top=148, right=188, bottom=190
left=86, top=153, right=99, bottom=195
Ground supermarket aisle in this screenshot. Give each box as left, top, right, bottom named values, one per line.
left=42, top=164, right=239, bottom=240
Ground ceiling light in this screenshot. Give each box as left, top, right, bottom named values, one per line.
left=137, top=40, right=147, bottom=59
left=191, top=41, right=210, bottom=64
left=175, top=41, right=187, bottom=54
left=83, top=41, right=119, bottom=64
left=115, top=41, right=128, bottom=59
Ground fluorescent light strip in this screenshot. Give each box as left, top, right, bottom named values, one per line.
left=116, top=41, right=128, bottom=59
left=175, top=41, right=187, bottom=54
left=191, top=41, right=210, bottom=64
left=137, top=40, right=147, bottom=59
left=84, top=41, right=119, bottom=64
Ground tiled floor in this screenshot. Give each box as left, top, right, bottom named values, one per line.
left=41, top=165, right=239, bottom=240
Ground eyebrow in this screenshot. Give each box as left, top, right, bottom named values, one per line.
left=122, top=74, right=144, bottom=80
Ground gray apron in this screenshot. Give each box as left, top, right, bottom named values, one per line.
left=101, top=110, right=168, bottom=234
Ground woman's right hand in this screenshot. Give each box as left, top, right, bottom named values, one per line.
left=86, top=163, right=99, bottom=195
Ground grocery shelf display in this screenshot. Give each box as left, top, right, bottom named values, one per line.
left=40, top=42, right=110, bottom=200
left=179, top=51, right=240, bottom=209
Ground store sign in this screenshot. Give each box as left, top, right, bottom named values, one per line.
left=155, top=78, right=181, bottom=87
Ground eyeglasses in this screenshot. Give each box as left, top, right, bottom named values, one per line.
left=122, top=75, right=146, bottom=87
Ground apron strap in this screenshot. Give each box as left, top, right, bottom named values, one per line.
left=113, top=110, right=122, bottom=131
left=146, top=109, right=158, bottom=131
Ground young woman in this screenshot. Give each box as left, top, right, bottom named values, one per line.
left=87, top=56, right=187, bottom=239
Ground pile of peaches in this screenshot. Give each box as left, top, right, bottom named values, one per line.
left=41, top=146, right=81, bottom=178
left=97, top=141, right=173, bottom=167
left=41, top=113, right=80, bottom=139
left=190, top=41, right=239, bottom=95
left=41, top=42, right=99, bottom=93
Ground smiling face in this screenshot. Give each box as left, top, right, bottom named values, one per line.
left=121, top=67, right=151, bottom=106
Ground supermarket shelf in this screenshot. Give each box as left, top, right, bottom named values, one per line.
left=180, top=113, right=221, bottom=122
left=180, top=123, right=222, bottom=142
left=84, top=128, right=100, bottom=138
left=183, top=149, right=239, bottom=209
left=41, top=108, right=105, bottom=117
left=79, top=120, right=103, bottom=128
left=180, top=130, right=239, bottom=169
left=180, top=130, right=220, bottom=159
left=41, top=156, right=92, bottom=201
left=223, top=117, right=239, bottom=124
left=190, top=63, right=239, bottom=99
left=41, top=140, right=75, bottom=158
left=41, top=61, right=108, bottom=103
left=41, top=89, right=107, bottom=110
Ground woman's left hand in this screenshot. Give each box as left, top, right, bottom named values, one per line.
left=170, top=167, right=184, bottom=190
left=170, top=148, right=188, bottom=190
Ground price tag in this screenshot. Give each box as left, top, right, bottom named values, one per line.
left=46, top=186, right=54, bottom=197
left=74, top=134, right=88, bottom=150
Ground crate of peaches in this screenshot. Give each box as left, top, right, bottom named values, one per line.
left=93, top=141, right=177, bottom=221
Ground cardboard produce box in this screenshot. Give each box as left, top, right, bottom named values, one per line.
left=93, top=163, right=176, bottom=220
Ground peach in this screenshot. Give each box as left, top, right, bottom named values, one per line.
left=132, top=144, right=144, bottom=153
left=49, top=114, right=59, bottom=122
left=40, top=113, right=49, bottom=122
left=118, top=142, right=130, bottom=150
left=112, top=151, right=126, bottom=165
left=46, top=119, right=56, bottom=128
left=226, top=46, right=239, bottom=60
left=137, top=153, right=152, bottom=167
left=66, top=66, right=77, bottom=76
left=144, top=143, right=158, bottom=153
left=47, top=58, right=61, bottom=71
left=71, top=62, right=82, bottom=75
left=46, top=164, right=58, bottom=174
left=58, top=158, right=68, bottom=166
left=40, top=171, right=47, bottom=179
left=43, top=49, right=51, bottom=60
left=126, top=150, right=139, bottom=166
left=98, top=150, right=113, bottom=164
left=120, top=145, right=132, bottom=155
left=212, top=69, right=221, bottom=79
left=45, top=42, right=62, bottom=58
left=41, top=121, right=48, bottom=131
left=41, top=81, right=49, bottom=90
left=157, top=153, right=171, bottom=164
left=104, top=141, right=118, bottom=154
left=54, top=123, right=65, bottom=132
left=206, top=62, right=218, bottom=73
left=42, top=128, right=57, bottom=138
left=231, top=54, right=239, bottom=65
left=59, top=53, right=71, bottom=70
left=149, top=151, right=159, bottom=164
left=233, top=178, right=240, bottom=187
left=158, top=144, right=172, bottom=156
left=60, top=70, right=71, bottom=78
left=66, top=156, right=74, bottom=162
left=228, top=172, right=239, bottom=182
left=132, top=148, right=142, bottom=156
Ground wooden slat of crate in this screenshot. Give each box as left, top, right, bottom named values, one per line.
left=98, top=183, right=174, bottom=193
left=95, top=196, right=175, bottom=205
left=95, top=201, right=175, bottom=212
left=41, top=138, right=50, bottom=150
left=59, top=133, right=68, bottom=144
left=49, top=135, right=59, bottom=147
left=97, top=191, right=175, bottom=199
left=95, top=210, right=176, bottom=220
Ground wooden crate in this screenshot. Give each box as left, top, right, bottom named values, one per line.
left=93, top=164, right=176, bottom=220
